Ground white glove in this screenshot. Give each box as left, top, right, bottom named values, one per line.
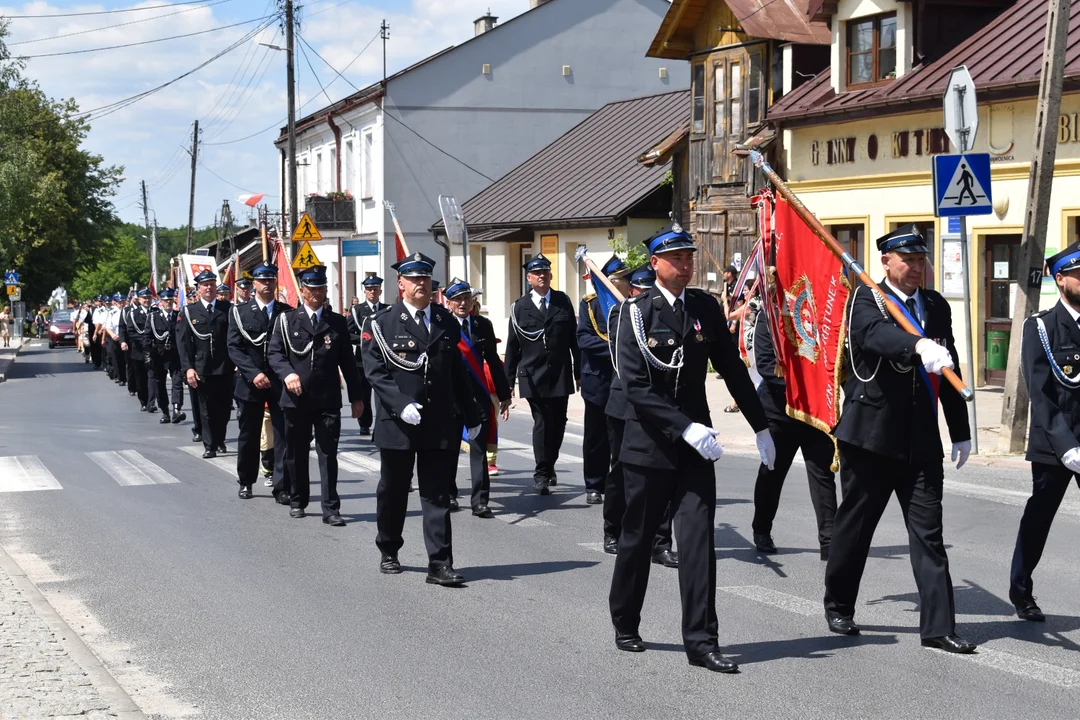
left=466, top=425, right=481, bottom=441
left=1062, top=447, right=1080, bottom=474
left=756, top=429, right=776, bottom=470
left=400, top=402, right=423, bottom=426
left=915, top=338, right=954, bottom=375
left=682, top=423, right=724, bottom=461
left=951, top=440, right=971, bottom=470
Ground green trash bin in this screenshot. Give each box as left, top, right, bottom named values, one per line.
left=987, top=329, right=1010, bottom=371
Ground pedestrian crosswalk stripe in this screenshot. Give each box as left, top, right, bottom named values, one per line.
left=338, top=451, right=380, bottom=474
left=718, top=585, right=820, bottom=617
left=0, top=456, right=63, bottom=492
left=950, top=644, right=1080, bottom=688
left=498, top=438, right=583, bottom=464
left=177, top=446, right=236, bottom=476
left=88, top=450, right=179, bottom=486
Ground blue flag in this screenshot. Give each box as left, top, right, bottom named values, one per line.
left=593, top=274, right=619, bottom=321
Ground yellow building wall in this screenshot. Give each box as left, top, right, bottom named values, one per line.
left=692, top=2, right=749, bottom=50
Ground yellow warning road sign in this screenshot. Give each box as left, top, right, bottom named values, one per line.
left=291, top=241, right=320, bottom=270
left=6, top=285, right=19, bottom=296
left=291, top=213, right=322, bottom=242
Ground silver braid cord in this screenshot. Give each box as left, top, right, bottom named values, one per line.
left=630, top=301, right=683, bottom=393
left=183, top=305, right=214, bottom=357
left=510, top=301, right=545, bottom=343
left=278, top=311, right=313, bottom=357
left=370, top=314, right=428, bottom=373
left=233, top=304, right=268, bottom=347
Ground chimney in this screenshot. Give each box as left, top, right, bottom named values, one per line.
left=474, top=10, right=498, bottom=36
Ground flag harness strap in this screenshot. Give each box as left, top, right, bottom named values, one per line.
left=630, top=300, right=684, bottom=391
left=183, top=305, right=215, bottom=357
left=1035, top=317, right=1080, bottom=388
left=370, top=314, right=429, bottom=380
left=847, top=285, right=913, bottom=383
left=509, top=301, right=545, bottom=345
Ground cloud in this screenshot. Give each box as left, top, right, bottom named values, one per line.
left=0, top=0, right=527, bottom=227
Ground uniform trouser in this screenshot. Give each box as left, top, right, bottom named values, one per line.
left=583, top=399, right=610, bottom=493
left=602, top=416, right=672, bottom=552
left=189, top=387, right=202, bottom=434
left=1009, top=462, right=1079, bottom=602
left=125, top=348, right=137, bottom=393
left=147, top=351, right=169, bottom=414
left=752, top=415, right=838, bottom=549
left=237, top=398, right=288, bottom=497
left=376, top=448, right=456, bottom=570
left=89, top=331, right=102, bottom=368
left=194, top=374, right=233, bottom=450
left=527, top=396, right=569, bottom=482
left=452, top=416, right=493, bottom=509
left=824, top=442, right=955, bottom=639
left=355, top=370, right=373, bottom=429
left=610, top=458, right=718, bottom=658
left=283, top=406, right=340, bottom=516
left=107, top=338, right=126, bottom=383
left=168, top=356, right=185, bottom=408
left=131, top=349, right=149, bottom=406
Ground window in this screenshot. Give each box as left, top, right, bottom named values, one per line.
left=692, top=63, right=705, bottom=134
left=713, top=62, right=725, bottom=136
left=344, top=139, right=354, bottom=195
left=748, top=51, right=763, bottom=125
left=362, top=132, right=374, bottom=200
left=329, top=147, right=337, bottom=191
left=315, top=152, right=324, bottom=194
left=830, top=223, right=864, bottom=280
left=469, top=245, right=486, bottom=298
left=847, top=13, right=896, bottom=88
left=729, top=62, right=742, bottom=137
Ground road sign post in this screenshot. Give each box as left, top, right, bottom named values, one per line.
left=940, top=66, right=983, bottom=455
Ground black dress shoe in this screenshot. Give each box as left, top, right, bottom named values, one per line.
left=323, top=514, right=346, bottom=527
left=172, top=411, right=186, bottom=424
left=603, top=535, right=618, bottom=555
left=159, top=415, right=171, bottom=424
left=359, top=426, right=371, bottom=436
left=192, top=432, right=202, bottom=443
left=754, top=533, right=777, bottom=553
left=586, top=491, right=602, bottom=504
left=615, top=631, right=645, bottom=652
left=449, top=498, right=460, bottom=512
left=533, top=479, right=551, bottom=496
left=426, top=566, right=465, bottom=587
left=146, top=406, right=158, bottom=414
left=274, top=493, right=292, bottom=505
left=688, top=651, right=739, bottom=673
left=472, top=505, right=493, bottom=518
left=1014, top=597, right=1045, bottom=622
left=129, top=391, right=138, bottom=397
left=826, top=614, right=860, bottom=636
left=921, top=635, right=977, bottom=654
left=238, top=485, right=253, bottom=499
left=380, top=555, right=402, bottom=574
left=139, top=404, right=147, bottom=411
left=216, top=444, right=228, bottom=454
left=652, top=549, right=679, bottom=568
left=289, top=507, right=305, bottom=519
left=548, top=476, right=558, bottom=486
left=202, top=449, right=216, bottom=459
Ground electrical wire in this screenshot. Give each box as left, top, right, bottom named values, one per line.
left=201, top=26, right=279, bottom=140
left=15, top=14, right=274, bottom=59
left=3, top=0, right=215, bottom=19
left=7, top=0, right=237, bottom=46
left=297, top=33, right=359, bottom=91
left=198, top=158, right=278, bottom=196
left=297, top=36, right=334, bottom=107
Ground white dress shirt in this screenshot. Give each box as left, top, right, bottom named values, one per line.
left=884, top=279, right=925, bottom=326
left=531, top=289, right=552, bottom=310
left=654, top=282, right=687, bottom=308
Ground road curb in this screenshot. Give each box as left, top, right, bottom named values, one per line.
left=0, top=544, right=147, bottom=719
left=0, top=338, right=28, bottom=383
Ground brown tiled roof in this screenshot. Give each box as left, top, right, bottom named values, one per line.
left=726, top=0, right=831, bottom=44
left=433, top=90, right=689, bottom=231
left=769, top=0, right=1080, bottom=123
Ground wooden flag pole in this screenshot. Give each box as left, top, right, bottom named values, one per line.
left=573, top=247, right=625, bottom=302
left=745, top=150, right=973, bottom=402
left=384, top=201, right=411, bottom=256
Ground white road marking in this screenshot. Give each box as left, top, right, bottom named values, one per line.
left=178, top=445, right=236, bottom=476
left=718, top=585, right=821, bottom=617
left=942, top=645, right=1080, bottom=688
left=88, top=450, right=179, bottom=487
left=0, top=456, right=62, bottom=492
left=496, top=512, right=552, bottom=527
left=563, top=431, right=585, bottom=443
left=498, top=438, right=583, bottom=464
left=944, top=479, right=1080, bottom=517
left=338, top=451, right=381, bottom=475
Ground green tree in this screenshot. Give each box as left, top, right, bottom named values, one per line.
left=609, top=233, right=648, bottom=270
left=71, top=233, right=147, bottom=299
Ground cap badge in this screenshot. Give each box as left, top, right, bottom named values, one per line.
left=324, top=335, right=332, bottom=346
left=671, top=222, right=683, bottom=233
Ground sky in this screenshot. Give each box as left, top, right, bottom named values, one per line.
left=0, top=0, right=530, bottom=228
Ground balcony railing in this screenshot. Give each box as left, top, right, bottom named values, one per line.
left=304, top=196, right=356, bottom=231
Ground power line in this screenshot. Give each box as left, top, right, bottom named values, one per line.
left=198, top=0, right=277, bottom=135
left=15, top=14, right=275, bottom=59
left=297, top=33, right=359, bottom=91
left=3, top=0, right=215, bottom=19
left=198, top=158, right=278, bottom=196
left=201, top=26, right=280, bottom=141
left=297, top=36, right=334, bottom=107
left=8, top=0, right=237, bottom=46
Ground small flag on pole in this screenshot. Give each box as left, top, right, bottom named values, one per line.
left=238, top=193, right=265, bottom=208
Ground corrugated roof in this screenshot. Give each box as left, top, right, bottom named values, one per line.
left=726, top=0, right=831, bottom=45
left=769, top=0, right=1080, bottom=123
left=437, top=90, right=689, bottom=230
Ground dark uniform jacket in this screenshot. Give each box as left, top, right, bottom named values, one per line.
left=178, top=299, right=235, bottom=377
left=505, top=289, right=580, bottom=398
left=147, top=307, right=174, bottom=356
left=346, top=301, right=389, bottom=364
left=753, top=310, right=789, bottom=423
left=605, top=302, right=630, bottom=421
left=1022, top=300, right=1080, bottom=465
left=577, top=294, right=616, bottom=407
left=267, top=306, right=363, bottom=411
left=833, top=283, right=970, bottom=464
left=617, top=287, right=768, bottom=470
left=362, top=302, right=483, bottom=451
left=122, top=305, right=152, bottom=361
left=228, top=299, right=293, bottom=403
left=456, top=313, right=512, bottom=406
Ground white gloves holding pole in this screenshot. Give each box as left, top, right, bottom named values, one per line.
left=915, top=339, right=954, bottom=375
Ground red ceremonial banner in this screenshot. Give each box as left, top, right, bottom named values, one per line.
left=272, top=240, right=301, bottom=308
left=772, top=195, right=850, bottom=433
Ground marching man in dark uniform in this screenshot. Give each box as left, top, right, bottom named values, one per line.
left=147, top=289, right=179, bottom=422
left=269, top=266, right=364, bottom=525
left=444, top=277, right=511, bottom=518
left=161, top=290, right=187, bottom=425
left=362, top=253, right=482, bottom=586
left=824, top=224, right=975, bottom=654
left=609, top=223, right=774, bottom=673
left=1009, top=241, right=1080, bottom=622
left=229, top=263, right=293, bottom=502
left=122, top=288, right=155, bottom=412
left=750, top=290, right=838, bottom=559
left=577, top=255, right=632, bottom=505
left=178, top=270, right=236, bottom=459
left=505, top=254, right=580, bottom=495
left=603, top=263, right=678, bottom=568
left=346, top=275, right=388, bottom=435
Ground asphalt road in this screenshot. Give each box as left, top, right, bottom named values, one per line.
left=1, top=343, right=1079, bottom=719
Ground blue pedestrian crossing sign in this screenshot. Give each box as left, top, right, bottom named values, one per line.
left=933, top=153, right=992, bottom=217
left=4, top=270, right=18, bottom=286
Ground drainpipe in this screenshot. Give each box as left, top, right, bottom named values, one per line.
left=328, top=113, right=342, bottom=191
left=433, top=231, right=451, bottom=286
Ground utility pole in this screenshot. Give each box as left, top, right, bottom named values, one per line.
left=220, top=200, right=233, bottom=262
left=151, top=219, right=159, bottom=291
left=186, top=120, right=199, bottom=253
left=140, top=180, right=151, bottom=243
left=285, top=0, right=298, bottom=239
left=380, top=19, right=389, bottom=83
left=998, top=0, right=1071, bottom=453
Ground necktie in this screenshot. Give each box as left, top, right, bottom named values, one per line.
left=415, top=309, right=429, bottom=341
left=266, top=304, right=272, bottom=320
left=540, top=296, right=548, bottom=317
left=673, top=297, right=685, bottom=327
left=462, top=318, right=471, bottom=341
left=905, top=298, right=919, bottom=326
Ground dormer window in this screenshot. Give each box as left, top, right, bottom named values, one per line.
left=847, top=13, right=896, bottom=89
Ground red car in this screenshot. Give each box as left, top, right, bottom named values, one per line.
left=48, top=310, right=77, bottom=349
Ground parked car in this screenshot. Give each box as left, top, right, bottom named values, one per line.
left=48, top=309, right=76, bottom=349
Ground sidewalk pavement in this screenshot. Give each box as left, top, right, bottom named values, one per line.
left=0, top=337, right=28, bottom=383
left=508, top=375, right=1027, bottom=469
